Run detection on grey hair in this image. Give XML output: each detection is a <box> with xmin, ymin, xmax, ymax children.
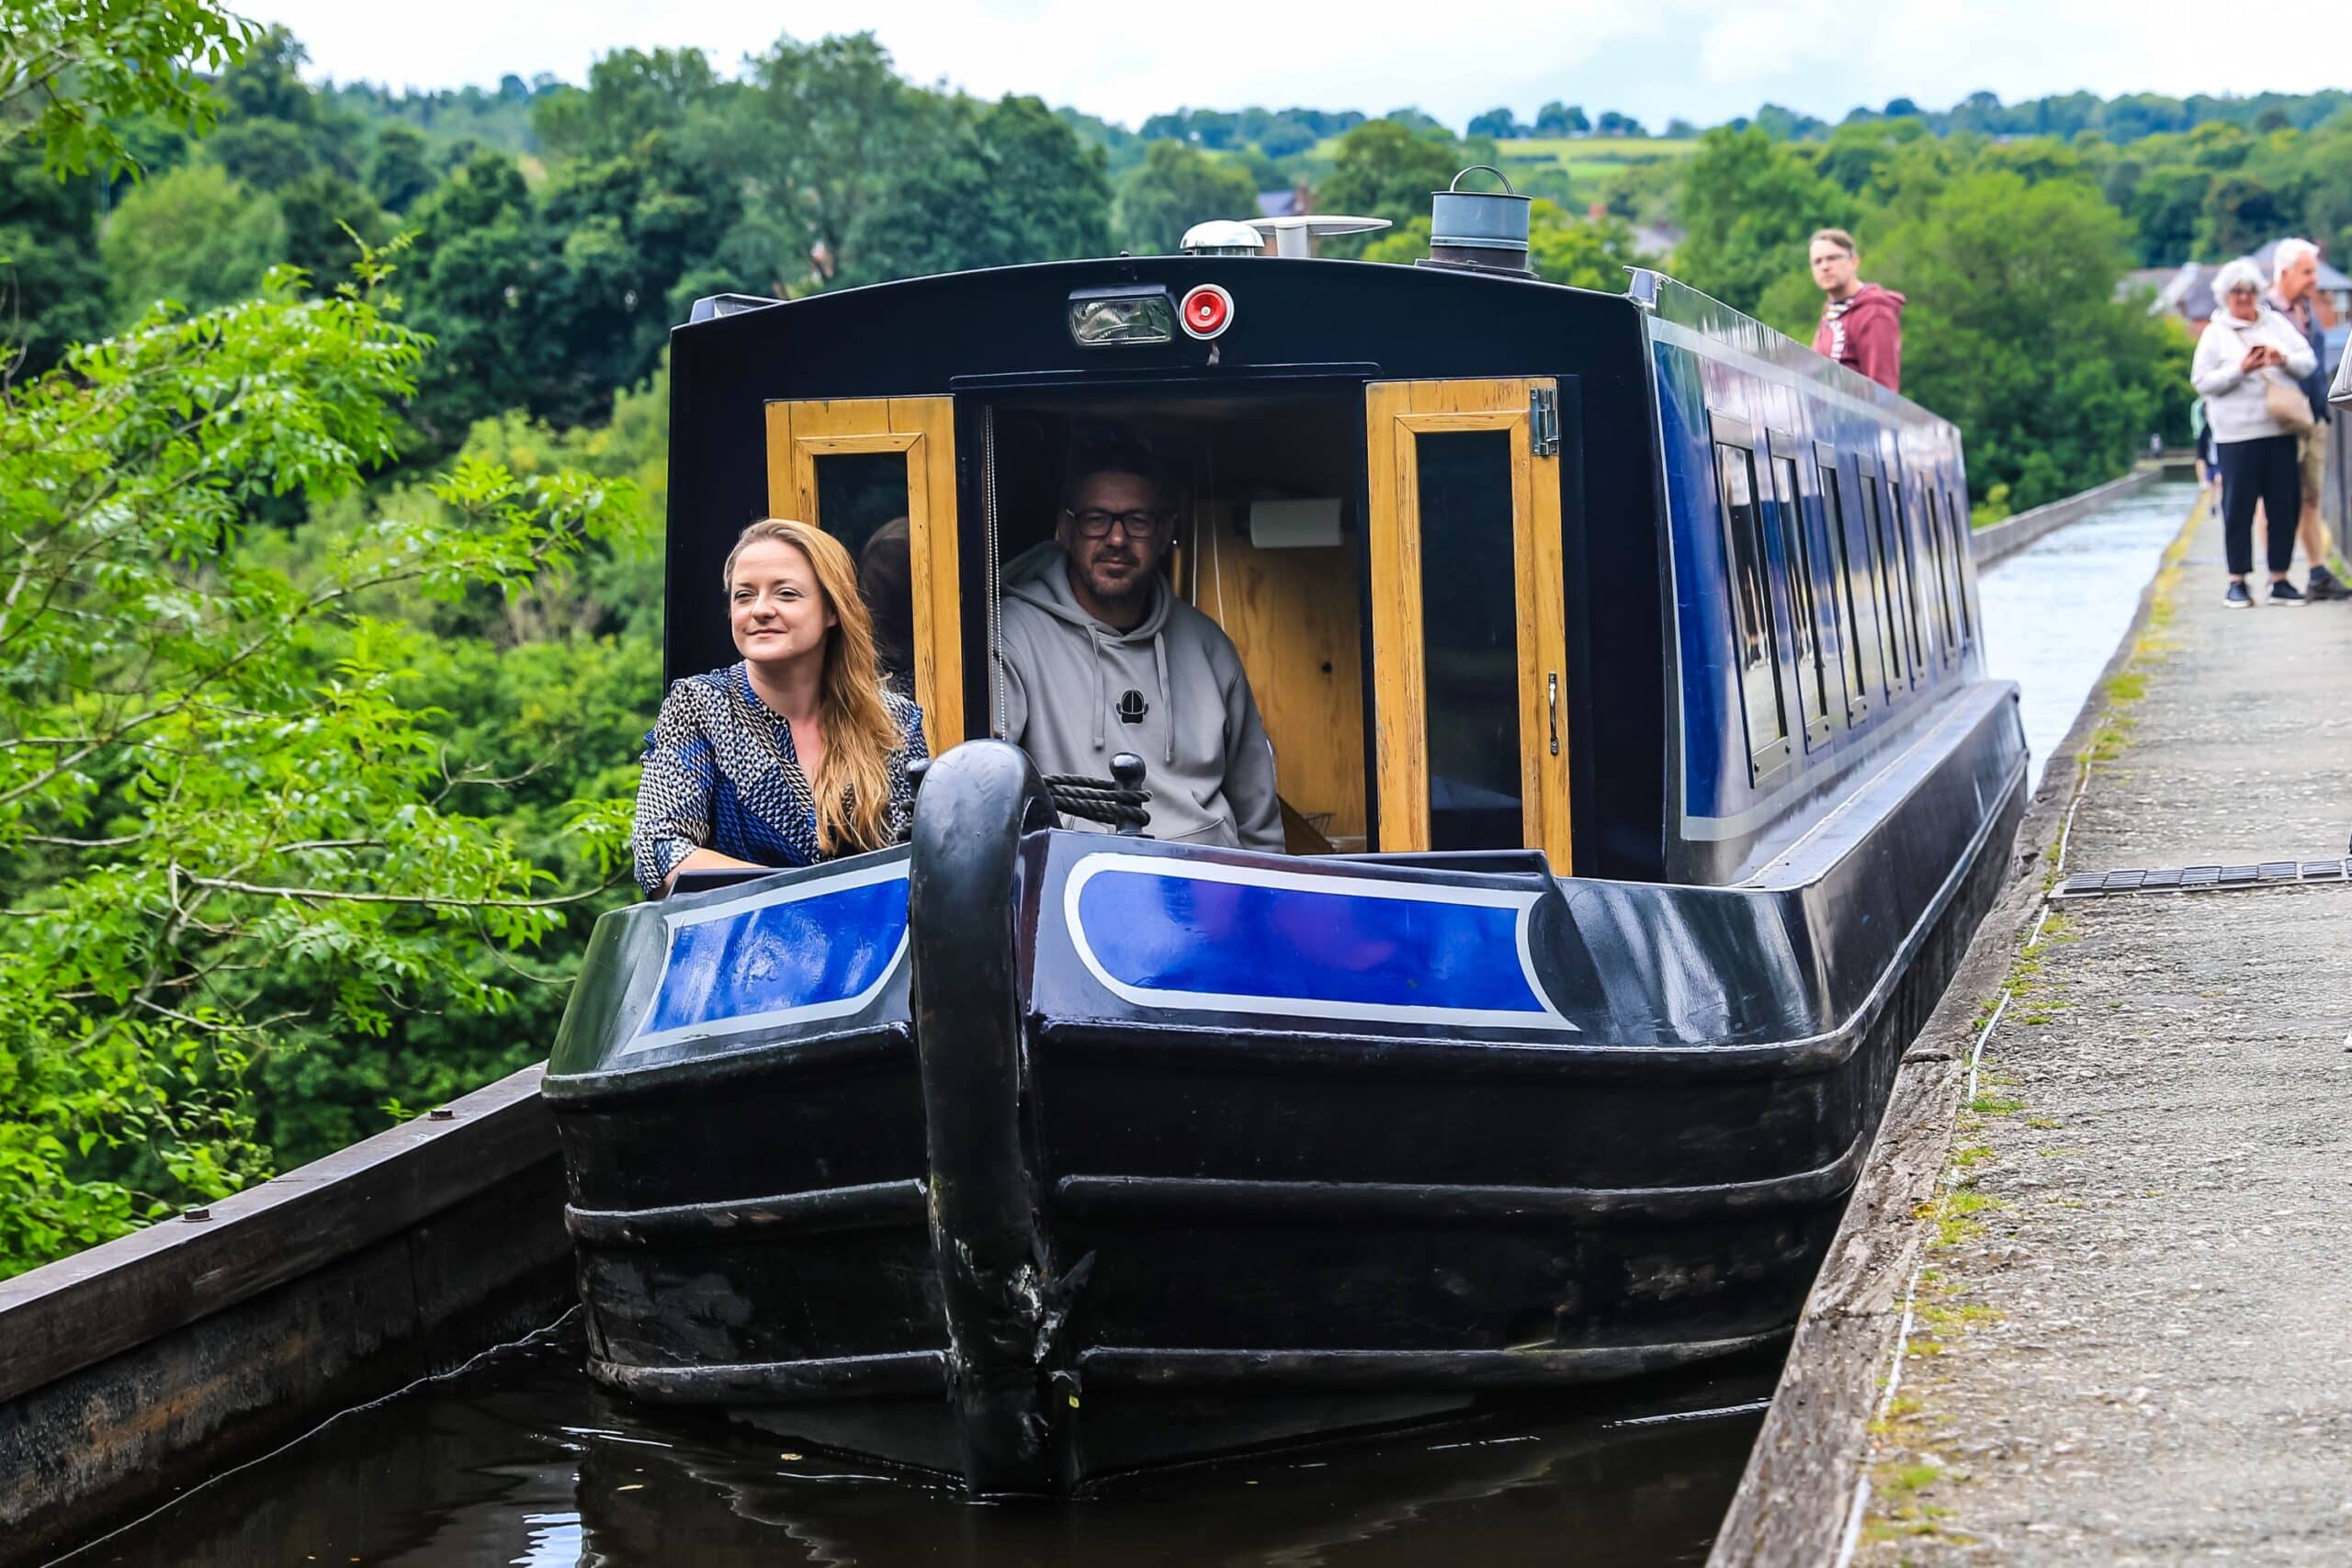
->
<box><xmin>2275</xmin><ymin>237</ymin><xmax>2321</xmax><ymax>282</ymax></box>
<box><xmin>2213</xmin><ymin>256</ymin><xmax>2268</xmax><ymax>302</ymax></box>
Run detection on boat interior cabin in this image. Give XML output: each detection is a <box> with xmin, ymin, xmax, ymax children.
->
<box><xmin>669</xmin><ymin>251</ymin><xmax>1979</xmax><ymax>896</ymax></box>
<box><xmin>755</xmin><ymin>376</ymin><xmax>1577</xmax><ymax>871</ymax></box>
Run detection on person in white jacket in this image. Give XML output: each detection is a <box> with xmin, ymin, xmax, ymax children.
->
<box><xmin>2191</xmin><ymin>256</ymin><xmax>2319</xmax><ymax>606</ymax></box>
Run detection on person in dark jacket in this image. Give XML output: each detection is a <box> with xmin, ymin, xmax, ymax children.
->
<box><xmin>1809</xmin><ymin>229</ymin><xmax>1905</xmax><ymax>392</ymax></box>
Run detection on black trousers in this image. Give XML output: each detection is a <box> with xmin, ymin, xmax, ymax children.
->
<box><xmin>2218</xmin><ymin>434</ymin><xmax>2301</xmax><ymax>576</ymax></box>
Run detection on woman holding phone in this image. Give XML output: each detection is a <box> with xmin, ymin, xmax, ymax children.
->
<box><xmin>632</xmin><ymin>519</ymin><xmax>927</xmax><ymax>895</ymax></box>
<box><xmin>2192</xmin><ymin>256</ymin><xmax>2319</xmax><ymax>608</ymax></box>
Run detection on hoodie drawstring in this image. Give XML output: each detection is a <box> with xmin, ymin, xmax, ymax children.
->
<box><xmin>1088</xmin><ymin>624</ymin><xmax>1108</xmax><ymax>751</ymax></box>
<box><xmin>1152</xmin><ymin>633</ymin><xmax>1172</xmax><ymax>764</ymax></box>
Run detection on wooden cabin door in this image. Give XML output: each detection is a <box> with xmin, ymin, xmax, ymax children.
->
<box><xmin>764</xmin><ymin>397</ymin><xmax>964</xmax><ymax>752</ymax></box>
<box><xmin>1364</xmin><ymin>378</ymin><xmax>1571</xmax><ymax>868</ymax></box>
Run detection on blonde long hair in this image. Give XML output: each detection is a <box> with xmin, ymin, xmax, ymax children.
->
<box><xmin>724</xmin><ymin>519</ymin><xmax>903</xmax><ymax>855</ymax></box>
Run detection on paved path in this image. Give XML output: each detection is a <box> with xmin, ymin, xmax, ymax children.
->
<box><xmin>1860</xmin><ymin>501</ymin><xmax>2352</xmax><ymax>1563</ymax></box>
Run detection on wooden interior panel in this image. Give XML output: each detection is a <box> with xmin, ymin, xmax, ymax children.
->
<box><xmin>1188</xmin><ymin>509</ymin><xmax>1365</xmax><ymax>845</ymax></box>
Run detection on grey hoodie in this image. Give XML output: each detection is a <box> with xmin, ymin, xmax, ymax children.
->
<box><xmin>998</xmin><ymin>543</ymin><xmax>1283</xmax><ymax>852</ymax></box>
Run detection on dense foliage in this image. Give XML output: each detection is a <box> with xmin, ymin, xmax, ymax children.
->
<box><xmin>0</xmin><ymin>253</ymin><xmax>639</xmax><ymax>1269</ymax></box>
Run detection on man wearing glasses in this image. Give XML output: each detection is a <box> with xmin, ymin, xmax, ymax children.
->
<box><xmin>998</xmin><ymin>439</ymin><xmax>1283</xmax><ymax>852</ymax></box>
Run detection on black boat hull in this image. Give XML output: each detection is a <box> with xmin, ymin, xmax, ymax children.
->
<box><xmin>546</xmin><ymin>683</ymin><xmax>2026</xmax><ymax>1494</ymax></box>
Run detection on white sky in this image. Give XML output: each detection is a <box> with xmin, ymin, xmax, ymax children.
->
<box><xmin>247</xmin><ymin>0</ymin><xmax>2352</xmax><ymax>130</ymax></box>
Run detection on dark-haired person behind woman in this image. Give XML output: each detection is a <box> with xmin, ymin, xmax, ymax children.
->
<box><xmin>633</xmin><ymin>519</ymin><xmax>927</xmax><ymax>896</ymax></box>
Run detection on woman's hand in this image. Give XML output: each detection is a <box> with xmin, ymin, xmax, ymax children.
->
<box><xmin>2242</xmin><ymin>344</ymin><xmax>2275</xmax><ymax>373</ymax></box>
<box><xmin>661</xmin><ymin>847</ymin><xmax>772</xmax><ymax>896</ymax></box>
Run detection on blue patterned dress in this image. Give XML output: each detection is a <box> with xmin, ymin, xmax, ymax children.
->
<box><xmin>632</xmin><ymin>662</ymin><xmax>927</xmax><ymax>895</ymax></box>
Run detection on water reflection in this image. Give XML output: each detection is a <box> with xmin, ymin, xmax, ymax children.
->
<box><xmin>1980</xmin><ymin>482</ymin><xmax>2197</xmax><ymax>790</ymax></box>
<box><xmin>63</xmin><ymin>1328</ymin><xmax>1770</xmax><ymax>1567</ymax></box>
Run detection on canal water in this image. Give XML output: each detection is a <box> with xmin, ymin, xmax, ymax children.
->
<box><xmin>44</xmin><ymin>485</ymin><xmax>2196</xmax><ymax>1568</ymax></box>
<box><xmin>1979</xmin><ymin>479</ymin><xmax>2200</xmax><ymax>791</ymax></box>
<box><xmin>56</xmin><ymin>1322</ymin><xmax>1774</xmax><ymax>1566</ymax></box>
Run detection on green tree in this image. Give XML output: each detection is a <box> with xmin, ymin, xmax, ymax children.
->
<box><xmin>722</xmin><ymin>33</ymin><xmax>922</xmax><ymax>284</ymax></box>
<box><xmin>1466</xmin><ymin>107</ymin><xmax>1522</xmax><ymax>141</ymax></box>
<box><xmin>366</xmin><ymin>124</ymin><xmax>436</xmax><ymax>214</ymax></box>
<box><xmin>1875</xmin><ymin>169</ymin><xmax>2175</xmax><ymax>508</ymax></box>
<box><xmin>0</xmin><ymin>143</ymin><xmax>107</xmax><ymax>377</ymax></box>
<box><xmin>842</xmin><ymin>95</ymin><xmax>1110</xmax><ymax>285</ymax></box>
<box><xmin>0</xmin><ymin>257</ymin><xmax>635</xmax><ymax>1275</ymax></box>
<box><xmin>1114</xmin><ymin>140</ymin><xmax>1259</xmax><ymax>254</ymax></box>
<box><xmin>276</xmin><ymin>169</ymin><xmax>391</xmax><ymax>285</ymax></box>
<box><xmin>1670</xmin><ymin>126</ymin><xmax>1856</xmax><ymax>314</ymax></box>
<box><xmin>101</xmin><ymin>162</ymin><xmax>288</xmax><ymax>321</ymax></box>
<box><xmin>216</xmin><ymin>24</ymin><xmax>318</xmax><ymax>126</ymax></box>
<box><xmin>1317</xmin><ymin>118</ymin><xmax>1462</xmax><ymax>232</ymax></box>
<box><xmin>531</xmin><ymin>46</ymin><xmax>719</xmax><ymax>164</ymax></box>
<box><xmin>1</xmin><ymin>0</ymin><xmax>254</xmax><ymax>176</ymax></box>
<box><xmin>207</xmin><ymin>117</ymin><xmax>317</xmax><ymax>191</ymax></box>
<box><xmin>2203</xmin><ymin>173</ymin><xmax>2297</xmax><ymax>255</ymax></box>
<box><xmin>1534</xmin><ymin>102</ymin><xmax>1589</xmax><ymax>137</ymax></box>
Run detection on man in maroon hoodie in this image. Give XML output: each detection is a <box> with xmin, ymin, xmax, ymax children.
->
<box><xmin>1808</xmin><ymin>229</ymin><xmax>1905</xmax><ymax>392</ymax></box>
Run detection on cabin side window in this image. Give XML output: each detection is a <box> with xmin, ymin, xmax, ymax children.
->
<box><xmin>1920</xmin><ymin>484</ymin><xmax>1958</xmax><ymax>662</ymax></box>
<box><xmin>1856</xmin><ymin>471</ymin><xmax>1906</xmax><ymax>695</ymax></box>
<box><xmin>1946</xmin><ymin>486</ymin><xmax>1974</xmax><ymax>648</ymax></box>
<box><xmin>1884</xmin><ymin>479</ymin><xmax>1929</xmax><ymax>683</ymax></box>
<box><xmin>1818</xmin><ymin>458</ymin><xmax>1871</xmax><ymax>723</ymax></box>
<box><xmin>1712</xmin><ymin>434</ymin><xmax>1790</xmax><ymax>781</ymax></box>
<box><xmin>1770</xmin><ymin>452</ymin><xmax>1834</xmax><ymax>749</ymax></box>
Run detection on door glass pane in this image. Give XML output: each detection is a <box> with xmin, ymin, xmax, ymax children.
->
<box><xmin>1716</xmin><ymin>445</ymin><xmax>1787</xmax><ymax>764</ymax></box>
<box><xmin>1416</xmin><ymin>430</ymin><xmax>1522</xmax><ymax>850</ymax></box>
<box><xmin>1776</xmin><ymin>457</ymin><xmax>1831</xmax><ymax>737</ymax></box>
<box><xmin>1821</xmin><ymin>464</ymin><xmax>1870</xmax><ymax>710</ymax></box>
<box><xmin>814</xmin><ymin>452</ymin><xmax>916</xmax><ymax>694</ymax></box>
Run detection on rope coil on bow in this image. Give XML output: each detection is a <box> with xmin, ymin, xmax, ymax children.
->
<box><xmin>1041</xmin><ymin>774</ymin><xmax>1152</xmax><ymax>831</ymax></box>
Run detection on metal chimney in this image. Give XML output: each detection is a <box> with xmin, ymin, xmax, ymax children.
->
<box><xmin>1423</xmin><ymin>165</ymin><xmax>1532</xmax><ymax>276</ymax></box>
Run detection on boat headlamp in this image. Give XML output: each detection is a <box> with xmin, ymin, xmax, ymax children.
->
<box><xmin>1068</xmin><ymin>287</ymin><xmax>1177</xmax><ymax>347</ymax></box>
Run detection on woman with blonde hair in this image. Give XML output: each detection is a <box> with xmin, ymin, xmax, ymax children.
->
<box><xmin>633</xmin><ymin>519</ymin><xmax>927</xmax><ymax>895</ymax></box>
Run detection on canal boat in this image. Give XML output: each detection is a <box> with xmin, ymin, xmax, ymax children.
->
<box><xmin>545</xmin><ymin>179</ymin><xmax>2027</xmax><ymax>1495</ymax></box>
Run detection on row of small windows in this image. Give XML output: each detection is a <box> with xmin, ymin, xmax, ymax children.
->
<box><xmin>1710</xmin><ymin>416</ymin><xmax>1973</xmax><ymax>789</ymax></box>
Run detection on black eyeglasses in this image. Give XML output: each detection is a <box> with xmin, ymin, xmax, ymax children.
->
<box><xmin>1064</xmin><ymin>508</ymin><xmax>1170</xmax><ymax>539</ymax></box>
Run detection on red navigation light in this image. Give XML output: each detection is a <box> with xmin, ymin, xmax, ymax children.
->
<box><xmin>1179</xmin><ymin>283</ymin><xmax>1234</xmax><ymax>341</ymax></box>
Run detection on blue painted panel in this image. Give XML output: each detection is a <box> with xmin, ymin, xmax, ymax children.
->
<box><xmin>639</xmin><ymin>873</ymin><xmax>907</xmax><ymax>1039</ymax></box>
<box><xmin>1073</xmin><ymin>863</ymin><xmax>1550</xmax><ymax>1018</ymax></box>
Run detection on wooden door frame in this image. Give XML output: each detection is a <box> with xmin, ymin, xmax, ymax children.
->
<box><xmin>763</xmin><ymin>397</ymin><xmax>964</xmax><ymax>752</ymax></box>
<box><xmin>1364</xmin><ymin>378</ymin><xmax>1571</xmax><ymax>868</ymax></box>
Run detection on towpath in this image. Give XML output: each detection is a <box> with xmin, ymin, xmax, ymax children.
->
<box><xmin>1860</xmin><ymin>498</ymin><xmax>2352</xmax><ymax>1562</ymax></box>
